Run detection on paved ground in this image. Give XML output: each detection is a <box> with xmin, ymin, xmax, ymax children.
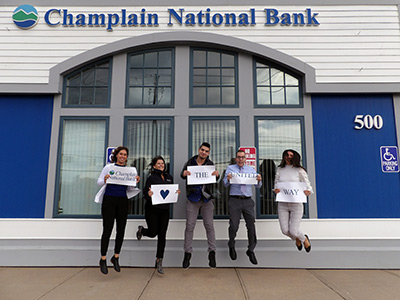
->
<box><xmin>2</xmin><ymin>267</ymin><xmax>400</xmax><ymax>300</ymax></box>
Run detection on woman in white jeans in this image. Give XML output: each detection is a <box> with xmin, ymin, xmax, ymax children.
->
<box><xmin>273</xmin><ymin>149</ymin><xmax>313</xmax><ymax>252</ymax></box>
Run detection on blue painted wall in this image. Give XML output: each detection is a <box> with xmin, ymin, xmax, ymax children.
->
<box><xmin>0</xmin><ymin>95</ymin><xmax>53</xmax><ymax>218</ymax></box>
<box><xmin>312</xmin><ymin>94</ymin><xmax>400</xmax><ymax>218</ymax></box>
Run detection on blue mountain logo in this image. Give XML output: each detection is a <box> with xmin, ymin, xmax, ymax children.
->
<box><xmin>13</xmin><ymin>5</ymin><xmax>39</xmax><ymax>29</ymax></box>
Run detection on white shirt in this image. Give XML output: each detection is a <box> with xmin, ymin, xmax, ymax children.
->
<box><xmin>274</xmin><ymin>165</ymin><xmax>313</xmax><ymax>193</ymax></box>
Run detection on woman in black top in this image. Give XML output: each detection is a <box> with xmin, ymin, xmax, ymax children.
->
<box><xmin>136</xmin><ymin>156</ymin><xmax>180</xmax><ymax>274</ymax></box>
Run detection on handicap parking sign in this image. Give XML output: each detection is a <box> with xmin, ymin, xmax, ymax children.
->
<box><xmin>380</xmin><ymin>146</ymin><xmax>399</xmax><ymax>173</ymax></box>
<box><xmin>106</xmin><ymin>147</ymin><xmax>116</xmax><ymax>164</ymax></box>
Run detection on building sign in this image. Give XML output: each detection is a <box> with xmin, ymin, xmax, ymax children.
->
<box><xmin>13</xmin><ymin>5</ymin><xmax>320</xmax><ymax>31</ymax></box>
<box><xmin>239</xmin><ymin>146</ymin><xmax>257</xmax><ymax>170</ymax></box>
<box><xmin>380</xmin><ymin>146</ymin><xmax>399</xmax><ymax>173</ymax></box>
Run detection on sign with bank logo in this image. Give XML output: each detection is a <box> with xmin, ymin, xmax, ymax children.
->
<box><xmin>380</xmin><ymin>146</ymin><xmax>399</xmax><ymax>173</ymax></box>
<box><xmin>11</xmin><ymin>5</ymin><xmax>320</xmax><ymax>31</ymax></box>
<box><xmin>106</xmin><ymin>166</ymin><xmax>137</xmax><ymax>186</ymax></box>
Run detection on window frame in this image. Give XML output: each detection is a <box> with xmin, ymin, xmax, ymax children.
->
<box><xmin>123</xmin><ymin>116</ymin><xmax>175</xmax><ymax>218</ymax></box>
<box><xmin>253</xmin><ymin>58</ymin><xmax>303</xmax><ymax>108</ymax></box>
<box><xmin>190</xmin><ymin>48</ymin><xmax>239</xmax><ymax>108</ymax></box>
<box><xmin>62</xmin><ymin>58</ymin><xmax>112</xmax><ymax>108</ymax></box>
<box><xmin>53</xmin><ymin>116</ymin><xmax>109</xmax><ymax>218</ymax></box>
<box><xmin>188</xmin><ymin>116</ymin><xmax>240</xmax><ymax>218</ymax></box>
<box><xmin>254</xmin><ymin>116</ymin><xmax>308</xmax><ymax>219</ymax></box>
<box><xmin>125</xmin><ymin>48</ymin><xmax>175</xmax><ymax>108</ymax></box>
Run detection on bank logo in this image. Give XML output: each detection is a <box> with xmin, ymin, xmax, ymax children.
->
<box><xmin>13</xmin><ymin>4</ymin><xmax>39</xmax><ymax>29</ymax></box>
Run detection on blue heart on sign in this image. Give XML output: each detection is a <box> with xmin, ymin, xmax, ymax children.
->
<box><xmin>160</xmin><ymin>190</ymin><xmax>170</xmax><ymax>199</ymax></box>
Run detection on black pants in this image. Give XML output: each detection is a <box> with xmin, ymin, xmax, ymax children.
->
<box><xmin>100</xmin><ymin>195</ymin><xmax>128</xmax><ymax>256</ymax></box>
<box><xmin>142</xmin><ymin>205</ymin><xmax>170</xmax><ymax>258</ymax></box>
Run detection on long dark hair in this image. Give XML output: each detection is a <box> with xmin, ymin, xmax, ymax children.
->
<box><xmin>111</xmin><ymin>146</ymin><xmax>129</xmax><ymax>165</ymax></box>
<box><xmin>148</xmin><ymin>155</ymin><xmax>166</xmax><ymax>173</ymax></box>
<box><xmin>278</xmin><ymin>149</ymin><xmax>305</xmax><ymax>170</ymax></box>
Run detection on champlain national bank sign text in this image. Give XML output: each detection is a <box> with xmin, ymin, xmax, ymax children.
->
<box><xmin>40</xmin><ymin>8</ymin><xmax>320</xmax><ymax>31</ymax></box>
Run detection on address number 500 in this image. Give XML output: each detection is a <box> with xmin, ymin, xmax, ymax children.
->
<box><xmin>354</xmin><ymin>115</ymin><xmax>383</xmax><ymax>130</ymax></box>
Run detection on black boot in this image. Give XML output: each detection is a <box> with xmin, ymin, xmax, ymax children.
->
<box><xmin>182</xmin><ymin>252</ymin><xmax>191</xmax><ymax>269</ymax></box>
<box><xmin>208</xmin><ymin>251</ymin><xmax>216</xmax><ymax>268</ymax></box>
<box><xmin>110</xmin><ymin>255</ymin><xmax>120</xmax><ymax>272</ymax></box>
<box><xmin>136</xmin><ymin>225</ymin><xmax>144</xmax><ymax>241</ymax></box>
<box><xmin>156</xmin><ymin>258</ymin><xmax>164</xmax><ymax>274</ymax></box>
<box><xmin>99</xmin><ymin>258</ymin><xmax>108</xmax><ymax>274</ymax></box>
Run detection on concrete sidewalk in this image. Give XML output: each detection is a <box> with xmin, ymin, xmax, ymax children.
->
<box><xmin>2</xmin><ymin>267</ymin><xmax>400</xmax><ymax>300</ymax></box>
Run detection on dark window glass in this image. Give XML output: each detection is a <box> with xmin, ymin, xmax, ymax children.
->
<box><xmin>255</xmin><ymin>61</ymin><xmax>301</xmax><ymax>106</ymax></box>
<box><xmin>127</xmin><ymin>49</ymin><xmax>174</xmax><ymax>107</ymax></box>
<box><xmin>191</xmin><ymin>49</ymin><xmax>237</xmax><ymax>107</ymax></box>
<box><xmin>63</xmin><ymin>59</ymin><xmax>111</xmax><ymax>107</ymax></box>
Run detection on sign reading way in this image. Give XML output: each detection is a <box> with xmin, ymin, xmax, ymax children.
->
<box><xmin>275</xmin><ymin>182</ymin><xmax>308</xmax><ymax>203</ymax></box>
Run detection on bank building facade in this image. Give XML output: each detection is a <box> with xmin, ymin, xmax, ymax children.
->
<box><xmin>1</xmin><ymin>0</ymin><xmax>400</xmax><ymax>268</ymax></box>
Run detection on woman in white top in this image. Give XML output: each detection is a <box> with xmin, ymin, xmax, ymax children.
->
<box><xmin>273</xmin><ymin>149</ymin><xmax>313</xmax><ymax>252</ymax></box>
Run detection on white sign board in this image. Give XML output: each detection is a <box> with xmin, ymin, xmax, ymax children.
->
<box><xmin>106</xmin><ymin>166</ymin><xmax>137</xmax><ymax>186</ymax></box>
<box><xmin>229</xmin><ymin>172</ymin><xmax>258</xmax><ymax>185</ymax></box>
<box><xmin>151</xmin><ymin>184</ymin><xmax>179</xmax><ymax>205</ymax></box>
<box><xmin>187</xmin><ymin>165</ymin><xmax>216</xmax><ymax>185</ymax></box>
<box><xmin>275</xmin><ymin>182</ymin><xmax>308</xmax><ymax>203</ymax></box>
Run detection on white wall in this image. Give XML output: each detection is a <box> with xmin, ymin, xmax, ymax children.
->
<box><xmin>1</xmin><ymin>5</ymin><xmax>399</xmax><ymax>84</ymax></box>
<box><xmin>2</xmin><ymin>219</ymin><xmax>400</xmax><ymax>268</ymax></box>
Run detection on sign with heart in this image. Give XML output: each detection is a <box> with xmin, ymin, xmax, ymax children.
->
<box><xmin>151</xmin><ymin>184</ymin><xmax>179</xmax><ymax>205</ymax></box>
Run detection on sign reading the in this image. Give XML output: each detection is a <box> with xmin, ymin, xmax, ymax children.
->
<box><xmin>187</xmin><ymin>165</ymin><xmax>216</xmax><ymax>185</ymax></box>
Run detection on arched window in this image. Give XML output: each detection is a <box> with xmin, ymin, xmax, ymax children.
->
<box><xmin>63</xmin><ymin>59</ymin><xmax>112</xmax><ymax>107</ymax></box>
<box><xmin>254</xmin><ymin>60</ymin><xmax>302</xmax><ymax>107</ymax></box>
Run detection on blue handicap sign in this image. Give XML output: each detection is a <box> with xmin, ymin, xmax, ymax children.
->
<box><xmin>380</xmin><ymin>146</ymin><xmax>399</xmax><ymax>173</ymax></box>
<box><xmin>106</xmin><ymin>147</ymin><xmax>116</xmax><ymax>164</ymax></box>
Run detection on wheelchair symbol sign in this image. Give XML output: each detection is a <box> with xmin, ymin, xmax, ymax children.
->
<box><xmin>106</xmin><ymin>147</ymin><xmax>116</xmax><ymax>164</ymax></box>
<box><xmin>380</xmin><ymin>146</ymin><xmax>399</xmax><ymax>173</ymax></box>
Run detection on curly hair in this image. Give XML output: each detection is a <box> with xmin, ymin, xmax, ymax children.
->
<box><xmin>111</xmin><ymin>146</ymin><xmax>129</xmax><ymax>165</ymax></box>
